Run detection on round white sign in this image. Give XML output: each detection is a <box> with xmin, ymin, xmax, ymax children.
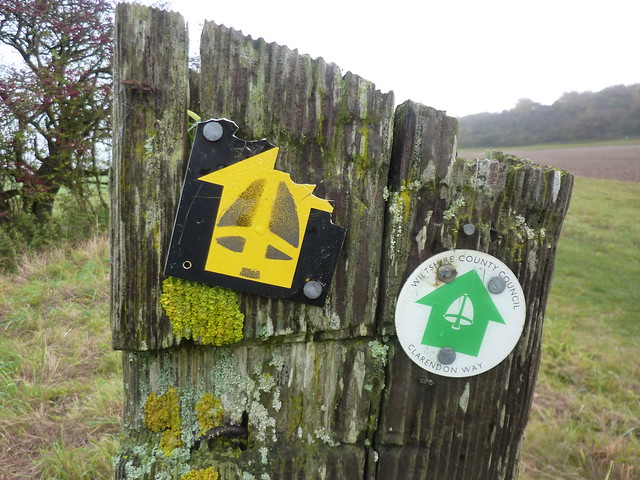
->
<box><xmin>395</xmin><ymin>250</ymin><xmax>526</xmax><ymax>377</ymax></box>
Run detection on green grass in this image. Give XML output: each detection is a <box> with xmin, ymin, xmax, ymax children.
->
<box><xmin>0</xmin><ymin>235</ymin><xmax>122</xmax><ymax>479</ymax></box>
<box><xmin>0</xmin><ymin>176</ymin><xmax>637</xmax><ymax>479</ymax></box>
<box><xmin>0</xmin><ymin>188</ymin><xmax>109</xmax><ymax>272</ymax></box>
<box><xmin>520</xmin><ymin>177</ymin><xmax>640</xmax><ymax>480</ymax></box>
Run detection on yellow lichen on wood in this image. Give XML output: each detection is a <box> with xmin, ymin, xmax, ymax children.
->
<box><xmin>144</xmin><ymin>387</ymin><xmax>182</xmax><ymax>456</ymax></box>
<box><xmin>160</xmin><ymin>277</ymin><xmax>244</xmax><ymax>346</ymax></box>
<box><xmin>195</xmin><ymin>393</ymin><xmax>225</xmax><ymax>435</ymax></box>
<box><xmin>181</xmin><ymin>467</ymin><xmax>219</xmax><ymax>480</ymax></box>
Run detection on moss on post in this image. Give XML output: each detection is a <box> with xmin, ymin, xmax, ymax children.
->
<box><xmin>110</xmin><ymin>3</ymin><xmax>189</xmax><ymax>351</ymax></box>
<box><xmin>144</xmin><ymin>387</ymin><xmax>183</xmax><ymax>456</ymax></box>
<box><xmin>160</xmin><ymin>278</ymin><xmax>244</xmax><ymax>346</ymax></box>
<box><xmin>374</xmin><ymin>102</ymin><xmax>573</xmax><ymax>479</ymax></box>
<box><xmin>181</xmin><ymin>468</ymin><xmax>219</xmax><ymax>480</ymax></box>
<box><xmin>112</xmin><ymin>7</ymin><xmax>572</xmax><ymax>479</ymax></box>
<box><xmin>195</xmin><ymin>393</ymin><xmax>225</xmax><ymax>435</ymax></box>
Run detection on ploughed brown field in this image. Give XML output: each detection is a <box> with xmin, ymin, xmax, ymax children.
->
<box><xmin>459</xmin><ymin>144</ymin><xmax>640</xmax><ymax>183</ymax></box>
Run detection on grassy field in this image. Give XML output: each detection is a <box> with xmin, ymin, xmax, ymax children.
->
<box><xmin>0</xmin><ymin>175</ymin><xmax>638</xmax><ymax>479</ymax></box>
<box><xmin>458</xmin><ymin>137</ymin><xmax>640</xmax><ymax>152</ymax></box>
<box><xmin>458</xmin><ymin>141</ymin><xmax>640</xmax><ymax>183</ymax></box>
<box><xmin>519</xmin><ymin>177</ymin><xmax>640</xmax><ymax>480</ymax></box>
<box><xmin>0</xmin><ymin>236</ymin><xmax>121</xmax><ymax>479</ymax></box>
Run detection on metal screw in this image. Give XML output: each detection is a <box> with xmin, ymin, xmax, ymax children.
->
<box><xmin>488</xmin><ymin>276</ymin><xmax>506</xmax><ymax>294</ymax></box>
<box><xmin>303</xmin><ymin>280</ymin><xmax>323</xmax><ymax>299</ymax></box>
<box><xmin>438</xmin><ymin>347</ymin><xmax>456</xmax><ymax>365</ymax></box>
<box><xmin>437</xmin><ymin>264</ymin><xmax>457</xmax><ymax>283</ymax></box>
<box><xmin>203</xmin><ymin>121</ymin><xmax>223</xmax><ymax>141</ymax></box>
<box><xmin>462</xmin><ymin>223</ymin><xmax>476</xmax><ymax>235</ymax></box>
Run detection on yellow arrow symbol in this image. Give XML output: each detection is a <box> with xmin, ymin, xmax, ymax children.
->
<box><xmin>198</xmin><ymin>148</ymin><xmax>333</xmax><ymax>289</ymax></box>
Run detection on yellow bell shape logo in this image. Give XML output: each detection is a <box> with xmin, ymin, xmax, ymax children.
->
<box><xmin>198</xmin><ymin>147</ymin><xmax>333</xmax><ymax>289</ymax></box>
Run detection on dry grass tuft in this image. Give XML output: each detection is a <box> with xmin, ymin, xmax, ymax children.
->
<box><xmin>0</xmin><ymin>233</ymin><xmax>122</xmax><ymax>480</ymax></box>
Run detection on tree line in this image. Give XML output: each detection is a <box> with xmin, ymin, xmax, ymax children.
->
<box><xmin>0</xmin><ymin>0</ymin><xmax>112</xmax><ymax>267</ymax></box>
<box><xmin>458</xmin><ymin>84</ymin><xmax>640</xmax><ymax>148</ymax></box>
<box><xmin>0</xmin><ymin>0</ymin><xmax>637</xmax><ymax>266</ymax></box>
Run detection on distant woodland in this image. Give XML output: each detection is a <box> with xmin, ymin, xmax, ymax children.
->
<box><xmin>458</xmin><ymin>84</ymin><xmax>640</xmax><ymax>148</ymax></box>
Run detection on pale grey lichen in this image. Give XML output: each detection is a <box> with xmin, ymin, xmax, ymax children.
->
<box><xmin>443</xmin><ymin>198</ymin><xmax>466</xmax><ymax>221</ymax></box>
<box><xmin>268</xmin><ymin>350</ymin><xmax>285</xmax><ymax>370</ymax></box>
<box><xmin>515</xmin><ymin>214</ymin><xmax>536</xmax><ymax>241</ymax></box>
<box><xmin>259</xmin><ymin>446</ymin><xmax>269</xmax><ymax>465</ymax></box>
<box><xmin>368</xmin><ymin>340</ymin><xmax>389</xmax><ymax>366</ymax></box>
<box><xmin>551</xmin><ymin>170</ymin><xmax>562</xmax><ymax>202</ymax></box>
<box><xmin>207</xmin><ymin>349</ymin><xmax>279</xmax><ymax>444</ymax></box>
<box><xmin>271</xmin><ymin>392</ymin><xmax>282</xmax><ymax>412</ymax></box>
<box><xmin>258</xmin><ymin>373</ymin><xmax>276</xmax><ymax>393</ymax></box>
<box><xmin>144</xmin><ymin>135</ymin><xmax>155</xmax><ymax>156</ymax></box>
<box><xmin>250</xmin><ymin>402</ymin><xmax>277</xmax><ymax>443</ymax></box>
<box><xmin>328</xmin><ymin>311</ymin><xmax>340</xmax><ymax>329</ymax></box>
<box><xmin>383</xmin><ymin>181</ymin><xmax>422</xmax><ymax>260</ymax></box>
<box><xmin>314</xmin><ymin>427</ymin><xmax>341</xmax><ymax>447</ymax></box>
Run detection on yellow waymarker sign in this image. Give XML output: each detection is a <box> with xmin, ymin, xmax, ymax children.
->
<box><xmin>198</xmin><ymin>147</ymin><xmax>333</xmax><ymax>288</ymax></box>
<box><xmin>165</xmin><ymin>119</ymin><xmax>346</xmax><ymax>305</ymax></box>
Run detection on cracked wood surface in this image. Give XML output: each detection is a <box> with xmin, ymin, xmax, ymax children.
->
<box><xmin>111</xmin><ymin>5</ymin><xmax>573</xmax><ymax>479</ymax></box>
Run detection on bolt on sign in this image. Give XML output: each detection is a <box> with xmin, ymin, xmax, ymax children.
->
<box><xmin>165</xmin><ymin>119</ymin><xmax>347</xmax><ymax>306</ymax></box>
<box><xmin>395</xmin><ymin>250</ymin><xmax>526</xmax><ymax>377</ymax></box>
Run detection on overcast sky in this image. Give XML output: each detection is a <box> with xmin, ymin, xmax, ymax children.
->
<box><xmin>160</xmin><ymin>0</ymin><xmax>637</xmax><ymax>118</ymax></box>
<box><xmin>4</xmin><ymin>0</ymin><xmax>633</xmax><ymax>118</ymax></box>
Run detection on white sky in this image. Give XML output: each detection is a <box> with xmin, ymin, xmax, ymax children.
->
<box><xmin>1</xmin><ymin>0</ymin><xmax>635</xmax><ymax>118</ymax></box>
<box><xmin>162</xmin><ymin>0</ymin><xmax>638</xmax><ymax>117</ymax></box>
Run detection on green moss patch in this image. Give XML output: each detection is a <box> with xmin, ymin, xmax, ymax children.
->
<box><xmin>195</xmin><ymin>393</ymin><xmax>225</xmax><ymax>435</ymax></box>
<box><xmin>144</xmin><ymin>387</ymin><xmax>182</xmax><ymax>456</ymax></box>
<box><xmin>181</xmin><ymin>467</ymin><xmax>219</xmax><ymax>480</ymax></box>
<box><xmin>160</xmin><ymin>277</ymin><xmax>244</xmax><ymax>346</ymax></box>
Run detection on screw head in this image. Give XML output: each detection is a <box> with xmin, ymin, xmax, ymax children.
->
<box><xmin>438</xmin><ymin>347</ymin><xmax>456</xmax><ymax>365</ymax></box>
<box><xmin>488</xmin><ymin>276</ymin><xmax>507</xmax><ymax>294</ymax></box>
<box><xmin>462</xmin><ymin>223</ymin><xmax>476</xmax><ymax>235</ymax></box>
<box><xmin>203</xmin><ymin>121</ymin><xmax>223</xmax><ymax>141</ymax></box>
<box><xmin>303</xmin><ymin>280</ymin><xmax>323</xmax><ymax>299</ymax></box>
<box><xmin>437</xmin><ymin>264</ymin><xmax>457</xmax><ymax>283</ymax></box>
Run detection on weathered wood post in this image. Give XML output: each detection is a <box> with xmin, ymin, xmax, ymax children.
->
<box><xmin>110</xmin><ymin>5</ymin><xmax>573</xmax><ymax>479</ymax></box>
<box><xmin>374</xmin><ymin>105</ymin><xmax>574</xmax><ymax>478</ymax></box>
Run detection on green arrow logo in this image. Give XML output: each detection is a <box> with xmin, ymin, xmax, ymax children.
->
<box><xmin>417</xmin><ymin>270</ymin><xmax>505</xmax><ymax>357</ymax></box>
<box><xmin>445</xmin><ymin>294</ymin><xmax>473</xmax><ymax>330</ymax></box>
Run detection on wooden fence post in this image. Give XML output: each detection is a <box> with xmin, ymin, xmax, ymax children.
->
<box><xmin>110</xmin><ymin>5</ymin><xmax>573</xmax><ymax>479</ymax></box>
<box><xmin>110</xmin><ymin>4</ymin><xmax>188</xmax><ymax>352</ymax></box>
<box><xmin>374</xmin><ymin>102</ymin><xmax>574</xmax><ymax>478</ymax></box>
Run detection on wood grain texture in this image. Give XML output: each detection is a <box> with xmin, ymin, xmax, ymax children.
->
<box><xmin>113</xmin><ymin>14</ymin><xmax>392</xmax><ymax>479</ymax></box>
<box><xmin>117</xmin><ymin>340</ymin><xmax>383</xmax><ymax>479</ymax></box>
<box><xmin>372</xmin><ymin>101</ymin><xmax>574</xmax><ymax>479</ymax></box>
<box><xmin>199</xmin><ymin>22</ymin><xmax>395</xmax><ymax>341</ymax></box>
<box><xmin>111</xmin><ymin>7</ymin><xmax>574</xmax><ymax>479</ymax></box>
<box><xmin>110</xmin><ymin>4</ymin><xmax>188</xmax><ymax>351</ymax></box>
